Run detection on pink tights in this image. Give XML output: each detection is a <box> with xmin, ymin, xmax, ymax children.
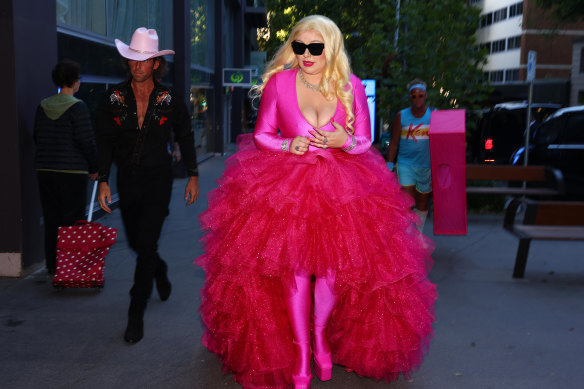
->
<box><xmin>284</xmin><ymin>272</ymin><xmax>337</xmax><ymax>378</ymax></box>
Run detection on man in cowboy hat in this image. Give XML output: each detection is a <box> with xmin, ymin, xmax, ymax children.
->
<box><xmin>96</xmin><ymin>27</ymin><xmax>199</xmax><ymax>344</ymax></box>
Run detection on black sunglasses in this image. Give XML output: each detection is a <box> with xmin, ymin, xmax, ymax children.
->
<box><xmin>291</xmin><ymin>41</ymin><xmax>325</xmax><ymax>56</ymax></box>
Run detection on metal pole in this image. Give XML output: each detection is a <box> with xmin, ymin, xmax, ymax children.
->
<box><xmin>522</xmin><ymin>79</ymin><xmax>533</xmax><ymax>194</ymax></box>
<box><xmin>524</xmin><ymin>80</ymin><xmax>533</xmax><ymax>167</ymax></box>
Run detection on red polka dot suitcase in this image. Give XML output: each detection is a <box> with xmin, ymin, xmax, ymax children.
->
<box><xmin>53</xmin><ymin>182</ymin><xmax>118</xmax><ymax>288</ymax></box>
<box><xmin>53</xmin><ymin>221</ymin><xmax>117</xmax><ymax>288</ymax></box>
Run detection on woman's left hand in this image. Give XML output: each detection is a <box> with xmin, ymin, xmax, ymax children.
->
<box><xmin>309</xmin><ymin>119</ymin><xmax>348</xmax><ymax>149</ymax></box>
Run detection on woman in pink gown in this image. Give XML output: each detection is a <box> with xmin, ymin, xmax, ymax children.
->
<box><xmin>196</xmin><ymin>15</ymin><xmax>436</xmax><ymax>389</ymax></box>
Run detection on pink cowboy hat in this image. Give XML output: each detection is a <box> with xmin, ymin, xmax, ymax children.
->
<box><xmin>115</xmin><ymin>27</ymin><xmax>175</xmax><ymax>61</ymax></box>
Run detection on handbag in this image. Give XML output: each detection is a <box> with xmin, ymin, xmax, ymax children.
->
<box><xmin>53</xmin><ymin>181</ymin><xmax>118</xmax><ymax>288</ymax></box>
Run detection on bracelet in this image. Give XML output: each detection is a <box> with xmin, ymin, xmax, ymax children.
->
<box><xmin>341</xmin><ymin>134</ymin><xmax>356</xmax><ymax>152</ymax></box>
<box><xmin>281</xmin><ymin>139</ymin><xmax>290</xmax><ymax>152</ymax></box>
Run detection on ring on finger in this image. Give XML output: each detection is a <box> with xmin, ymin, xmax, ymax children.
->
<box><xmin>322</xmin><ymin>136</ymin><xmax>328</xmax><ymax>144</ymax></box>
<box><xmin>295</xmin><ymin>146</ymin><xmax>300</xmax><ymax>151</ymax></box>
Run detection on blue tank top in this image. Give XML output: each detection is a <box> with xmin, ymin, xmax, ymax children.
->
<box><xmin>397</xmin><ymin>107</ymin><xmax>431</xmax><ymax>168</ymax></box>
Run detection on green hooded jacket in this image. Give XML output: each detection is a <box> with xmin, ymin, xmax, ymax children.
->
<box><xmin>39</xmin><ymin>94</ymin><xmax>81</xmax><ymax>120</ymax></box>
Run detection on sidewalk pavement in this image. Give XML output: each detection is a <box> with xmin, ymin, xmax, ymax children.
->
<box><xmin>2</xmin><ymin>154</ymin><xmax>584</xmax><ymax>389</ymax></box>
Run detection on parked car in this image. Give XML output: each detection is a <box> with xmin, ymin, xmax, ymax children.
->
<box><xmin>510</xmin><ymin>106</ymin><xmax>584</xmax><ymax>198</ymax></box>
<box><xmin>473</xmin><ymin>102</ymin><xmax>561</xmax><ymax>164</ymax></box>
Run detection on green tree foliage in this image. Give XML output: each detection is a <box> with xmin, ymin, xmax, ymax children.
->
<box><xmin>260</xmin><ymin>0</ymin><xmax>491</xmax><ymax>128</ymax></box>
<box><xmin>535</xmin><ymin>0</ymin><xmax>584</xmax><ymax>23</ymax></box>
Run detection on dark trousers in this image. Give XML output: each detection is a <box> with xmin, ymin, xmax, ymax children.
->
<box><xmin>37</xmin><ymin>171</ymin><xmax>88</xmax><ymax>272</ymax></box>
<box><xmin>117</xmin><ymin>166</ymin><xmax>173</xmax><ymax>302</ymax></box>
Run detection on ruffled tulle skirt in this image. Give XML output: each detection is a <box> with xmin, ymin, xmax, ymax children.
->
<box><xmin>196</xmin><ymin>134</ymin><xmax>436</xmax><ymax>388</ymax></box>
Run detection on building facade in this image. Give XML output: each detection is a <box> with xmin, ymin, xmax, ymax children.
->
<box><xmin>0</xmin><ymin>0</ymin><xmax>266</xmax><ymax>277</ymax></box>
<box><xmin>571</xmin><ymin>38</ymin><xmax>584</xmax><ymax>105</ymax></box>
<box><xmin>472</xmin><ymin>0</ymin><xmax>584</xmax><ymax>105</ymax></box>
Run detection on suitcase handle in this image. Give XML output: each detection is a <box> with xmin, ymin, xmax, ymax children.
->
<box><xmin>73</xmin><ymin>220</ymin><xmax>100</xmax><ymax>226</ymax></box>
<box><xmin>88</xmin><ymin>180</ymin><xmax>98</xmax><ymax>222</ymax></box>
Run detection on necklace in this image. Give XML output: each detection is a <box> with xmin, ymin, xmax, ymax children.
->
<box><xmin>299</xmin><ymin>71</ymin><xmax>320</xmax><ymax>91</ymax></box>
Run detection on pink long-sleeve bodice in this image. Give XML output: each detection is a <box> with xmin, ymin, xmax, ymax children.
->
<box><xmin>253</xmin><ymin>69</ymin><xmax>371</xmax><ymax>154</ymax></box>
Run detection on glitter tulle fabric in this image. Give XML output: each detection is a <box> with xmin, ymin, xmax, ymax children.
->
<box><xmin>196</xmin><ymin>134</ymin><xmax>437</xmax><ymax>388</ymax></box>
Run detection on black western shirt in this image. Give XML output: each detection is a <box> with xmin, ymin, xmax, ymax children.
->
<box><xmin>96</xmin><ymin>78</ymin><xmax>198</xmax><ymax>182</ymax></box>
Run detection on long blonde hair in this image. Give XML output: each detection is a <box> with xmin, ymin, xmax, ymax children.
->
<box><xmin>252</xmin><ymin>15</ymin><xmax>355</xmax><ymax>133</ymax></box>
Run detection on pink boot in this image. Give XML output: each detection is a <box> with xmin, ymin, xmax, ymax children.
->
<box><xmin>291</xmin><ymin>340</ymin><xmax>312</xmax><ymax>388</ymax></box>
<box><xmin>312</xmin><ymin>274</ymin><xmax>338</xmax><ymax>381</ymax></box>
<box><xmin>285</xmin><ymin>274</ymin><xmax>312</xmax><ymax>388</ymax></box>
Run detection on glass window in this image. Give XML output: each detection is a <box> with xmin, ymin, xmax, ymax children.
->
<box><xmin>509</xmin><ymin>2</ymin><xmax>523</xmax><ymax>18</ymax></box>
<box><xmin>563</xmin><ymin>114</ymin><xmax>584</xmax><ymax>143</ymax></box>
<box><xmin>57</xmin><ymin>0</ymin><xmax>174</xmax><ymax>49</ymax></box>
<box><xmin>507</xmin><ymin>35</ymin><xmax>521</xmax><ymax>50</ymax></box>
<box><xmin>191</xmin><ymin>0</ymin><xmax>215</xmax><ymax>68</ymax></box>
<box><xmin>223</xmin><ymin>0</ymin><xmax>234</xmax><ymax>67</ymax></box>
<box><xmin>536</xmin><ymin>117</ymin><xmax>564</xmax><ymax>145</ymax></box>
<box><xmin>493</xmin><ymin>8</ymin><xmax>507</xmax><ymax>23</ymax></box>
<box><xmin>578</xmin><ymin>90</ymin><xmax>584</xmax><ymax>105</ymax></box>
<box><xmin>75</xmin><ymin>82</ymin><xmax>119</xmax><ymax>199</ymax></box>
<box><xmin>480</xmin><ymin>13</ymin><xmax>493</xmax><ymax>28</ymax></box>
<box><xmin>77</xmin><ymin>82</ymin><xmax>107</xmax><ymax>123</ymax></box>
<box><xmin>491</xmin><ymin>39</ymin><xmax>506</xmax><ymax>53</ymax></box>
<box><xmin>107</xmin><ymin>0</ymin><xmax>174</xmax><ymax>50</ymax></box>
<box><xmin>490</xmin><ymin>70</ymin><xmax>504</xmax><ymax>82</ymax></box>
<box><xmin>58</xmin><ymin>32</ymin><xmax>127</xmax><ymax>78</ymax></box>
<box><xmin>505</xmin><ymin>68</ymin><xmax>519</xmax><ymax>82</ymax></box>
<box><xmin>57</xmin><ymin>0</ymin><xmax>107</xmax><ymax>35</ymax></box>
<box><xmin>191</xmin><ymin>87</ymin><xmax>214</xmax><ymax>156</ymax></box>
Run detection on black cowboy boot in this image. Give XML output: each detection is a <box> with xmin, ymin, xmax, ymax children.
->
<box><xmin>124</xmin><ymin>298</ymin><xmax>147</xmax><ymax>344</ymax></box>
<box><xmin>155</xmin><ymin>257</ymin><xmax>172</xmax><ymax>301</ymax></box>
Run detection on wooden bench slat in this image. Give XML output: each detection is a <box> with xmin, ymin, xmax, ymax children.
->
<box><xmin>466</xmin><ymin>187</ymin><xmax>559</xmax><ymax>196</ymax></box>
<box><xmin>535</xmin><ymin>202</ymin><xmax>584</xmax><ymax>225</ymax></box>
<box><xmin>511</xmin><ymin>225</ymin><xmax>584</xmax><ymax>240</ymax></box>
<box><xmin>466</xmin><ymin>165</ymin><xmax>547</xmax><ymax>181</ymax></box>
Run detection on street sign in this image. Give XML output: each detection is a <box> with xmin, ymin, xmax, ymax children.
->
<box><xmin>222</xmin><ymin>68</ymin><xmax>253</xmax><ymax>87</ymax></box>
<box><xmin>526</xmin><ymin>51</ymin><xmax>536</xmax><ymax>82</ymax></box>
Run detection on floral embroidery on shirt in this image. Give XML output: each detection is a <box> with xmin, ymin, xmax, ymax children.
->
<box><xmin>155</xmin><ymin>91</ymin><xmax>172</xmax><ymax>106</ymax></box>
<box><xmin>159</xmin><ymin>116</ymin><xmax>168</xmax><ymax>125</ymax></box>
<box><xmin>110</xmin><ymin>90</ymin><xmax>126</xmax><ymax>106</ymax></box>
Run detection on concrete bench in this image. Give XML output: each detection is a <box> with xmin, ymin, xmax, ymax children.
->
<box><xmin>503</xmin><ymin>198</ymin><xmax>584</xmax><ymax>278</ymax></box>
<box><xmin>466</xmin><ymin>164</ymin><xmax>565</xmax><ymax>197</ymax></box>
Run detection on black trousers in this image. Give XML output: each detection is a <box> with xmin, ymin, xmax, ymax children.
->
<box><xmin>117</xmin><ymin>166</ymin><xmax>173</xmax><ymax>302</ymax></box>
<box><xmin>37</xmin><ymin>171</ymin><xmax>88</xmax><ymax>272</ymax></box>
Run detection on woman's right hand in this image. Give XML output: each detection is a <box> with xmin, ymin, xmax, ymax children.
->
<box><xmin>290</xmin><ymin>136</ymin><xmax>310</xmax><ymax>155</ymax></box>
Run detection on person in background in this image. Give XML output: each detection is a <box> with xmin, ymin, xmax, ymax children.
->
<box><xmin>196</xmin><ymin>15</ymin><xmax>436</xmax><ymax>389</ymax></box>
<box><xmin>96</xmin><ymin>27</ymin><xmax>199</xmax><ymax>344</ymax></box>
<box><xmin>34</xmin><ymin>59</ymin><xmax>98</xmax><ymax>275</ymax></box>
<box><xmin>387</xmin><ymin>78</ymin><xmax>433</xmax><ymax>232</ymax></box>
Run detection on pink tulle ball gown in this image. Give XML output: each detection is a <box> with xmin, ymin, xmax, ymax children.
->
<box><xmin>195</xmin><ymin>69</ymin><xmax>437</xmax><ymax>388</ymax></box>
